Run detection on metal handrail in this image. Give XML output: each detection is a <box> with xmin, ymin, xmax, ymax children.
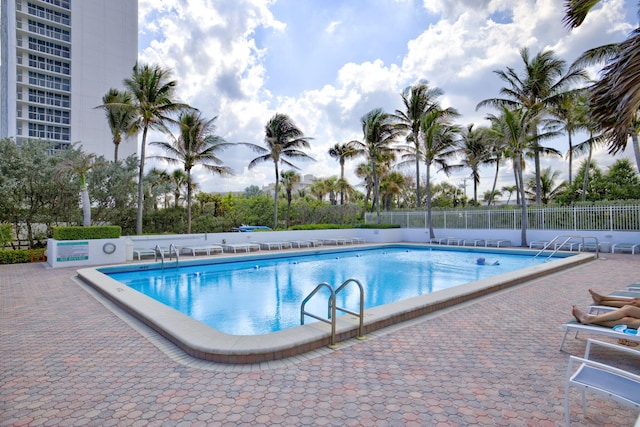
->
<box><xmin>301</xmin><ymin>282</ymin><xmax>337</xmax><ymax>348</ymax></box>
<box><xmin>332</xmin><ymin>278</ymin><xmax>365</xmax><ymax>340</ymax></box>
<box><xmin>534</xmin><ymin>235</ymin><xmax>599</xmax><ymax>260</ymax></box>
<box><xmin>169</xmin><ymin>243</ymin><xmax>180</xmax><ymax>268</ymax></box>
<box><xmin>154</xmin><ymin>244</ymin><xmax>165</xmax><ymax>268</ymax></box>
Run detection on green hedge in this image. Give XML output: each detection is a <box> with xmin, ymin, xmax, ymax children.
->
<box><xmin>53</xmin><ymin>226</ymin><xmax>121</xmax><ymax>240</ymax></box>
<box><xmin>357</xmin><ymin>224</ymin><xmax>401</xmax><ymax>229</ymax></box>
<box><xmin>0</xmin><ymin>249</ymin><xmax>31</xmax><ymax>264</ymax></box>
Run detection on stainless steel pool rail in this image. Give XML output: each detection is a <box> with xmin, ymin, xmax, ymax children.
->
<box><xmin>533</xmin><ymin>235</ymin><xmax>599</xmax><ymax>260</ymax></box>
<box><xmin>300</xmin><ymin>278</ymin><xmax>365</xmax><ymax>349</ymax></box>
<box><xmin>154</xmin><ymin>244</ymin><xmax>180</xmax><ymax>269</ymax></box>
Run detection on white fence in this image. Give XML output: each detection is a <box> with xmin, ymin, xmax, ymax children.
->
<box><xmin>366</xmin><ymin>206</ymin><xmax>640</xmax><ymax>231</ymax></box>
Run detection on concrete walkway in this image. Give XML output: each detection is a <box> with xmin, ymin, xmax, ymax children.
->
<box><xmin>2</xmin><ymin>254</ymin><xmax>639</xmax><ymax>426</ymax></box>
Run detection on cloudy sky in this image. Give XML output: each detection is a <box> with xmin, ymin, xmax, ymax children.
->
<box><xmin>137</xmin><ymin>0</ymin><xmax>637</xmax><ymax>199</ymax></box>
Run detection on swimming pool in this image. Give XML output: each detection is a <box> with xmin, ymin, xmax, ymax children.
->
<box><xmin>78</xmin><ymin>244</ymin><xmax>594</xmax><ymax>363</ymax></box>
<box><xmin>108</xmin><ymin>247</ymin><xmax>549</xmax><ymax>335</ymax></box>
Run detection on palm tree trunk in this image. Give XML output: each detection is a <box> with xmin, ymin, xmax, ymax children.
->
<box><xmin>186</xmin><ymin>169</ymin><xmax>192</xmax><ymax>234</ymax></box>
<box><xmin>339</xmin><ymin>161</ymin><xmax>345</xmax><ymax>206</ymax></box>
<box><xmin>631</xmin><ymin>133</ymin><xmax>640</xmax><ymax>175</ymax></box>
<box><xmin>372</xmin><ymin>158</ymin><xmax>381</xmax><ymax>224</ymax></box>
<box><xmin>273</xmin><ymin>161</ymin><xmax>280</xmax><ymax>229</ymax></box>
<box><xmin>415</xmin><ymin>135</ymin><xmax>421</xmax><ymax>208</ymax></box>
<box><xmin>136</xmin><ymin>126</ymin><xmax>149</xmax><ymax>235</ymax></box>
<box><xmin>80</xmin><ymin>185</ymin><xmax>91</xmax><ymax>226</ymax></box>
<box><xmin>567</xmin><ymin>132</ymin><xmax>573</xmax><ymax>185</ymax></box>
<box><xmin>516</xmin><ymin>154</ymin><xmax>527</xmax><ymax>247</ymax></box>
<box><xmin>582</xmin><ymin>142</ymin><xmax>593</xmax><ymax>203</ymax></box>
<box><xmin>488</xmin><ymin>159</ymin><xmax>500</xmax><ymax>206</ymax></box>
<box><xmin>426</xmin><ymin>164</ymin><xmax>434</xmax><ymax>239</ymax></box>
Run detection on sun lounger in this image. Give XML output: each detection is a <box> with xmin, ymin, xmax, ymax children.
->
<box><xmin>485</xmin><ymin>239</ymin><xmax>511</xmax><ymax>247</ymax></box>
<box><xmin>258</xmin><ymin>241</ymin><xmax>292</xmax><ymax>250</ymax></box>
<box><xmin>351</xmin><ymin>237</ymin><xmax>366</xmax><ymax>244</ymax></box>
<box><xmin>290</xmin><ymin>240</ymin><xmax>313</xmax><ymax>248</ymax></box>
<box><xmin>133</xmin><ymin>247</ymin><xmax>170</xmax><ymax>260</ymax></box>
<box><xmin>462</xmin><ymin>239</ymin><xmax>485</xmax><ymax>247</ymax></box>
<box><xmin>323</xmin><ymin>238</ymin><xmax>348</xmax><ymax>245</ymax></box>
<box><xmin>181</xmin><ymin>245</ymin><xmax>223</xmax><ymax>256</ymax></box>
<box><xmin>564</xmin><ymin>339</ymin><xmax>640</xmax><ymax>427</ymax></box>
<box><xmin>611</xmin><ymin>243</ymin><xmax>640</xmax><ymax>254</ymax></box>
<box><xmin>221</xmin><ymin>243</ymin><xmax>260</xmax><ymax>253</ymax></box>
<box><xmin>559</xmin><ymin>321</ymin><xmax>640</xmax><ymax>351</ymax></box>
<box><xmin>529</xmin><ymin>240</ymin><xmax>550</xmax><ymax>249</ymax></box>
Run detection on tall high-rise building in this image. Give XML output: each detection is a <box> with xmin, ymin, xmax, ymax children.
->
<box><xmin>0</xmin><ymin>0</ymin><xmax>138</xmax><ymax>160</ymax></box>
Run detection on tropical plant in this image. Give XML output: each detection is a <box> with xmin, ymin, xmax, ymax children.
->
<box><xmin>486</xmin><ymin>106</ymin><xmax>535</xmax><ymax>246</ymax></box>
<box><xmin>394</xmin><ymin>82</ymin><xmax>444</xmax><ymax>207</ymax></box>
<box><xmin>397</xmin><ymin>106</ymin><xmax>459</xmax><ymax>237</ymax></box>
<box><xmin>570</xmin><ymin>107</ymin><xmax>607</xmax><ymax>202</ymax></box>
<box><xmin>55</xmin><ymin>147</ymin><xmax>102</xmax><ymax>226</ymax></box>
<box><xmin>525</xmin><ymin>167</ymin><xmax>567</xmax><ymax>204</ymax></box>
<box><xmin>247</xmin><ymin>113</ymin><xmax>313</xmax><ymax>229</ymax></box>
<box><xmin>152</xmin><ymin>112</ymin><xmax>232</xmax><ymax>233</ymax></box>
<box><xmin>563</xmin><ymin>1</ymin><xmax>640</xmax><ymax>154</ymax></box>
<box><xmin>328</xmin><ymin>141</ymin><xmax>358</xmax><ymax>205</ymax></box>
<box><xmin>123</xmin><ymin>62</ymin><xmax>189</xmax><ymax>234</ymax></box>
<box><xmin>455</xmin><ymin>124</ymin><xmax>490</xmax><ymax>206</ymax></box>
<box><xmin>379</xmin><ymin>171</ymin><xmax>405</xmax><ymax>211</ymax></box>
<box><xmin>352</xmin><ymin>108</ymin><xmax>403</xmax><ymax>224</ymax></box>
<box><xmin>501</xmin><ymin>185</ymin><xmax>518</xmax><ymax>205</ymax></box>
<box><xmin>602</xmin><ymin>158</ymin><xmax>640</xmax><ymax>200</ymax></box>
<box><xmin>477</xmin><ymin>47</ymin><xmax>588</xmax><ymax>206</ymax></box>
<box><xmin>280</xmin><ymin>170</ymin><xmax>300</xmax><ymax>228</ymax></box>
<box><xmin>548</xmin><ymin>90</ymin><xmax>590</xmax><ymax>185</ymax></box>
<box><xmin>97</xmin><ymin>88</ymin><xmax>136</xmax><ymax>162</ymax></box>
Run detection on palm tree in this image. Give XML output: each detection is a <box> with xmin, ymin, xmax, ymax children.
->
<box><xmin>417</xmin><ymin>108</ymin><xmax>461</xmax><ymax>238</ymax></box>
<box><xmin>328</xmin><ymin>141</ymin><xmax>358</xmax><ymax>205</ymax></box>
<box><xmin>548</xmin><ymin>90</ymin><xmax>590</xmax><ymax>185</ymax></box>
<box><xmin>55</xmin><ymin>148</ymin><xmax>100</xmax><ymax>226</ymax></box>
<box><xmin>168</xmin><ymin>169</ymin><xmax>188</xmax><ymax>208</ymax></box>
<box><xmin>152</xmin><ymin>112</ymin><xmax>232</xmax><ymax>233</ymax></box>
<box><xmin>280</xmin><ymin>170</ymin><xmax>300</xmax><ymax>228</ymax></box>
<box><xmin>124</xmin><ymin>62</ymin><xmax>189</xmax><ymax>235</ymax></box>
<box><xmin>525</xmin><ymin>167</ymin><xmax>567</xmax><ymax>204</ymax></box>
<box><xmin>501</xmin><ymin>185</ymin><xmax>518</xmax><ymax>205</ymax></box>
<box><xmin>486</xmin><ymin>106</ymin><xmax>534</xmax><ymax>246</ymax></box>
<box><xmin>394</xmin><ymin>82</ymin><xmax>444</xmax><ymax>207</ymax></box>
<box><xmin>456</xmin><ymin>124</ymin><xmax>490</xmax><ymax>206</ymax></box>
<box><xmin>247</xmin><ymin>113</ymin><xmax>313</xmax><ymax>229</ymax></box>
<box><xmin>352</xmin><ymin>108</ymin><xmax>403</xmax><ymax>224</ymax></box>
<box><xmin>97</xmin><ymin>88</ymin><xmax>136</xmax><ymax>162</ymax></box>
<box><xmin>570</xmin><ymin>122</ymin><xmax>606</xmax><ymax>202</ymax></box>
<box><xmin>355</xmin><ymin>162</ymin><xmax>373</xmax><ymax>218</ymax></box>
<box><xmin>379</xmin><ymin>171</ymin><xmax>405</xmax><ymax>211</ymax></box>
<box><xmin>564</xmin><ymin>1</ymin><xmax>640</xmax><ymax>153</ymax></box>
<box><xmin>628</xmin><ymin>111</ymin><xmax>640</xmax><ymax>174</ymax></box>
<box><xmin>145</xmin><ymin>167</ymin><xmax>171</xmax><ymax>209</ymax></box>
<box><xmin>310</xmin><ymin>179</ymin><xmax>328</xmax><ymax>201</ymax></box>
<box><xmin>477</xmin><ymin>47</ymin><xmax>588</xmax><ymax>206</ymax></box>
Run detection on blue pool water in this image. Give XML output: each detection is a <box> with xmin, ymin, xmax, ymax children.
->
<box><xmin>107</xmin><ymin>247</ymin><xmax>548</xmax><ymax>335</ymax></box>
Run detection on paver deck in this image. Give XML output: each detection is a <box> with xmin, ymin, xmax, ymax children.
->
<box><xmin>2</xmin><ymin>253</ymin><xmax>640</xmax><ymax>426</ymax></box>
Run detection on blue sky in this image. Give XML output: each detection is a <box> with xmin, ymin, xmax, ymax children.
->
<box><xmin>137</xmin><ymin>0</ymin><xmax>637</xmax><ymax>197</ymax></box>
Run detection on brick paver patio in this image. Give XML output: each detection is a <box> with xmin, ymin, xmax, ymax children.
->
<box><xmin>2</xmin><ymin>254</ymin><xmax>639</xmax><ymax>426</ymax></box>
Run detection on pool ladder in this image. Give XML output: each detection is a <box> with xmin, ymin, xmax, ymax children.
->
<box><xmin>154</xmin><ymin>243</ymin><xmax>180</xmax><ymax>269</ymax></box>
<box><xmin>533</xmin><ymin>235</ymin><xmax>599</xmax><ymax>260</ymax></box>
<box><xmin>300</xmin><ymin>278</ymin><xmax>365</xmax><ymax>348</ymax></box>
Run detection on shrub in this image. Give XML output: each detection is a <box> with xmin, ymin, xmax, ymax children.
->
<box><xmin>0</xmin><ymin>249</ymin><xmax>31</xmax><ymax>264</ymax></box>
<box><xmin>53</xmin><ymin>226</ymin><xmax>121</xmax><ymax>240</ymax></box>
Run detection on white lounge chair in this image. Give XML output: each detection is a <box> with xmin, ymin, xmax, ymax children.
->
<box><xmin>485</xmin><ymin>239</ymin><xmax>511</xmax><ymax>247</ymax></box>
<box><xmin>564</xmin><ymin>339</ymin><xmax>640</xmax><ymax>426</ymax></box>
<box><xmin>181</xmin><ymin>245</ymin><xmax>223</xmax><ymax>256</ymax></box>
<box><xmin>222</xmin><ymin>243</ymin><xmax>260</xmax><ymax>253</ymax></box>
<box><xmin>133</xmin><ymin>247</ymin><xmax>170</xmax><ymax>260</ymax></box>
<box><xmin>560</xmin><ymin>321</ymin><xmax>640</xmax><ymax>351</ymax></box>
<box><xmin>611</xmin><ymin>243</ymin><xmax>640</xmax><ymax>254</ymax></box>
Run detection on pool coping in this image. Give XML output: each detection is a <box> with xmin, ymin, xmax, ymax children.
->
<box><xmin>76</xmin><ymin>243</ymin><xmax>595</xmax><ymax>364</ymax></box>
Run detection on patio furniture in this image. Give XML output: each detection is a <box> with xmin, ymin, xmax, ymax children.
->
<box><xmin>181</xmin><ymin>245</ymin><xmax>223</xmax><ymax>256</ymax></box>
<box><xmin>611</xmin><ymin>243</ymin><xmax>640</xmax><ymax>254</ymax></box>
<box><xmin>559</xmin><ymin>321</ymin><xmax>640</xmax><ymax>351</ymax></box>
<box><xmin>485</xmin><ymin>239</ymin><xmax>511</xmax><ymax>247</ymax></box>
<box><xmin>564</xmin><ymin>339</ymin><xmax>640</xmax><ymax>426</ymax></box>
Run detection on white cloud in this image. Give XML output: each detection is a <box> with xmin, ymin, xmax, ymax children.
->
<box><xmin>136</xmin><ymin>0</ymin><xmax>637</xmax><ymax>197</ymax></box>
